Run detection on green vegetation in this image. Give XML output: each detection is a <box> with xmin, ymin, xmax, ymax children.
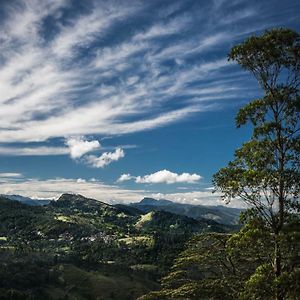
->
<box><xmin>139</xmin><ymin>214</ymin><xmax>299</xmax><ymax>299</ymax></box>
<box><xmin>0</xmin><ymin>193</ymin><xmax>226</xmax><ymax>299</ymax></box>
<box><xmin>135</xmin><ymin>212</ymin><xmax>154</xmax><ymax>228</ymax></box>
<box><xmin>213</xmin><ymin>28</ymin><xmax>300</xmax><ymax>300</ymax></box>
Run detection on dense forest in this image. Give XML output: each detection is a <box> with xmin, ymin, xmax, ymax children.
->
<box><xmin>0</xmin><ymin>29</ymin><xmax>299</xmax><ymax>300</ymax></box>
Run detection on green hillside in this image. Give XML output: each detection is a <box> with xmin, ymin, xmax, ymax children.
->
<box><xmin>0</xmin><ymin>194</ymin><xmax>230</xmax><ymax>299</ymax></box>
<box><xmin>130</xmin><ymin>198</ymin><xmax>243</xmax><ymax>225</ymax></box>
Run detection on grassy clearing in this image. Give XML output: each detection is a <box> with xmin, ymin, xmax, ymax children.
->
<box><xmin>119</xmin><ymin>235</ymin><xmax>154</xmax><ymax>247</ymax></box>
<box><xmin>135</xmin><ymin>212</ymin><xmax>153</xmax><ymax>229</ymax></box>
<box><xmin>55</xmin><ymin>215</ymin><xmax>74</xmax><ymax>223</ymax></box>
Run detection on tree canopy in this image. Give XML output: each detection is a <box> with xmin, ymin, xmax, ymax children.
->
<box><xmin>213</xmin><ymin>28</ymin><xmax>300</xmax><ymax>300</ymax></box>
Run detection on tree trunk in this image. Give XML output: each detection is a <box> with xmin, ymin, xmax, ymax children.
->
<box><xmin>274</xmin><ymin>232</ymin><xmax>283</xmax><ymax>300</ymax></box>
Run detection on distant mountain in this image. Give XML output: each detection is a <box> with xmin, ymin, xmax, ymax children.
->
<box><xmin>138</xmin><ymin>197</ymin><xmax>173</xmax><ymax>206</ymax></box>
<box><xmin>52</xmin><ymin>193</ymin><xmax>112</xmax><ymax>209</ymax></box>
<box><xmin>130</xmin><ymin>197</ymin><xmax>243</xmax><ymax>225</ymax></box>
<box><xmin>51</xmin><ymin>194</ymin><xmax>226</xmax><ymax>232</ymax></box>
<box><xmin>1</xmin><ymin>194</ymin><xmax>51</xmax><ymax>206</ymax></box>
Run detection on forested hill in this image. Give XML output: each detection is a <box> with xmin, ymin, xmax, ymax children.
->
<box><xmin>128</xmin><ymin>197</ymin><xmax>243</xmax><ymax>225</ymax></box>
<box><xmin>0</xmin><ymin>193</ymin><xmax>233</xmax><ymax>300</ymax></box>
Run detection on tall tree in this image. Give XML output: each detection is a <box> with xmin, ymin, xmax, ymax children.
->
<box><xmin>213</xmin><ymin>28</ymin><xmax>300</xmax><ymax>300</ymax></box>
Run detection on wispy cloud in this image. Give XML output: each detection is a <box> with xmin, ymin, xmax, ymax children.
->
<box><xmin>0</xmin><ymin>0</ymin><xmax>275</xmax><ymax>148</ymax></box>
<box><xmin>0</xmin><ymin>146</ymin><xmax>68</xmax><ymax>156</ymax></box>
<box><xmin>0</xmin><ymin>0</ymin><xmax>295</xmax><ymax>206</ymax></box>
<box><xmin>51</xmin><ymin>3</ymin><xmax>139</xmax><ymax>59</ymax></box>
<box><xmin>0</xmin><ymin>143</ymin><xmax>136</xmax><ymax>157</ymax></box>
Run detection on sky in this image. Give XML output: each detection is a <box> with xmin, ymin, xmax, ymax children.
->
<box><xmin>0</xmin><ymin>0</ymin><xmax>299</xmax><ymax>207</ymax></box>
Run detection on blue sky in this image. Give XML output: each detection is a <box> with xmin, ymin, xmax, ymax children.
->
<box><xmin>0</xmin><ymin>0</ymin><xmax>299</xmax><ymax>206</ymax></box>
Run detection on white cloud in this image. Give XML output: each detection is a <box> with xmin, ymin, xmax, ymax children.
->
<box><xmin>0</xmin><ymin>172</ymin><xmax>23</xmax><ymax>178</ymax></box>
<box><xmin>86</xmin><ymin>148</ymin><xmax>125</xmax><ymax>168</ymax></box>
<box><xmin>66</xmin><ymin>137</ymin><xmax>100</xmax><ymax>159</ymax></box>
<box><xmin>117</xmin><ymin>173</ymin><xmax>134</xmax><ymax>182</ymax></box>
<box><xmin>135</xmin><ymin>169</ymin><xmax>202</xmax><ymax>184</ymax></box>
<box><xmin>117</xmin><ymin>170</ymin><xmax>202</xmax><ymax>184</ymax></box>
<box><xmin>0</xmin><ymin>146</ymin><xmax>69</xmax><ymax>156</ymax></box>
<box><xmin>76</xmin><ymin>178</ymin><xmax>86</xmax><ymax>183</ymax></box>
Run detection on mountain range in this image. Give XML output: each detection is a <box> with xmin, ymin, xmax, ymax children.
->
<box><xmin>2</xmin><ymin>194</ymin><xmax>242</xmax><ymax>225</ymax></box>
<box><xmin>126</xmin><ymin>197</ymin><xmax>242</xmax><ymax>225</ymax></box>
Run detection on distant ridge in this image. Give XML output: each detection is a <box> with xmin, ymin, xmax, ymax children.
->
<box><xmin>138</xmin><ymin>197</ymin><xmax>173</xmax><ymax>206</ymax></box>
<box><xmin>1</xmin><ymin>194</ymin><xmax>51</xmax><ymax>206</ymax></box>
<box><xmin>129</xmin><ymin>197</ymin><xmax>243</xmax><ymax>225</ymax></box>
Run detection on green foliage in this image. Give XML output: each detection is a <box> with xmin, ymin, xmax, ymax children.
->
<box><xmin>140</xmin><ymin>233</ymin><xmax>239</xmax><ymax>299</ymax></box>
<box><xmin>213</xmin><ymin>28</ymin><xmax>300</xmax><ymax>300</ymax></box>
<box><xmin>228</xmin><ymin>28</ymin><xmax>300</xmax><ymax>90</ymax></box>
<box><xmin>141</xmin><ymin>212</ymin><xmax>299</xmax><ymax>299</ymax></box>
<box><xmin>240</xmin><ymin>264</ymin><xmax>275</xmax><ymax>300</ymax></box>
<box><xmin>214</xmin><ymin>28</ymin><xmax>300</xmax><ymax>213</ymax></box>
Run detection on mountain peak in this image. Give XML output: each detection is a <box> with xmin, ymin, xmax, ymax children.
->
<box><xmin>56</xmin><ymin>193</ymin><xmax>111</xmax><ymax>208</ymax></box>
<box><xmin>58</xmin><ymin>193</ymin><xmax>87</xmax><ymax>201</ymax></box>
<box><xmin>138</xmin><ymin>197</ymin><xmax>173</xmax><ymax>206</ymax></box>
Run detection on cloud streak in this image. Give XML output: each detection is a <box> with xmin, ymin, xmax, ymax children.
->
<box><xmin>0</xmin><ymin>0</ymin><xmax>279</xmax><ymax>148</ymax></box>
<box><xmin>0</xmin><ymin>146</ymin><xmax>68</xmax><ymax>156</ymax></box>
<box><xmin>0</xmin><ymin>172</ymin><xmax>23</xmax><ymax>178</ymax></box>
